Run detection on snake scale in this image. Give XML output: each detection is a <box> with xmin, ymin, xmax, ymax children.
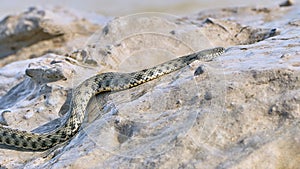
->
<box><xmin>0</xmin><ymin>47</ymin><xmax>225</xmax><ymax>151</ymax></box>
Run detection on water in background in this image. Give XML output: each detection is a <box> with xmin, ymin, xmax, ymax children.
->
<box><xmin>1</xmin><ymin>0</ymin><xmax>282</xmax><ymax>18</ymax></box>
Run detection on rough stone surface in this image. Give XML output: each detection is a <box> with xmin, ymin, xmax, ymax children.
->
<box><xmin>0</xmin><ymin>7</ymin><xmax>103</xmax><ymax>67</ymax></box>
<box><xmin>0</xmin><ymin>2</ymin><xmax>299</xmax><ymax>169</ymax></box>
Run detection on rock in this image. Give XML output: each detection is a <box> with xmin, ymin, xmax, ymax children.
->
<box><xmin>0</xmin><ymin>6</ymin><xmax>104</xmax><ymax>67</ymax></box>
<box><xmin>279</xmin><ymin>0</ymin><xmax>294</xmax><ymax>7</ymax></box>
<box><xmin>0</xmin><ymin>3</ymin><xmax>299</xmax><ymax>169</ymax></box>
<box><xmin>0</xmin><ymin>7</ymin><xmax>63</xmax><ymax>59</ymax></box>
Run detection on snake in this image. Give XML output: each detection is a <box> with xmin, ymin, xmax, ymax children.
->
<box><xmin>0</xmin><ymin>47</ymin><xmax>225</xmax><ymax>151</ymax></box>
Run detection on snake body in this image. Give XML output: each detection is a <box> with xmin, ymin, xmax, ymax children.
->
<box><xmin>0</xmin><ymin>47</ymin><xmax>225</xmax><ymax>151</ymax></box>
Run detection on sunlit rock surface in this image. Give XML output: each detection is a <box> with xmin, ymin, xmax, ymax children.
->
<box><xmin>0</xmin><ymin>2</ymin><xmax>299</xmax><ymax>169</ymax></box>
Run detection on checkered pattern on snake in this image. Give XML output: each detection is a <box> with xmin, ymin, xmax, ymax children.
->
<box><xmin>0</xmin><ymin>47</ymin><xmax>225</xmax><ymax>151</ymax></box>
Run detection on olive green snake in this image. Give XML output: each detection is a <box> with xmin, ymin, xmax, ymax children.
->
<box><xmin>0</xmin><ymin>47</ymin><xmax>225</xmax><ymax>151</ymax></box>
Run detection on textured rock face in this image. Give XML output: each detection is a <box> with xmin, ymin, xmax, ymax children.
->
<box><xmin>0</xmin><ymin>2</ymin><xmax>299</xmax><ymax>169</ymax></box>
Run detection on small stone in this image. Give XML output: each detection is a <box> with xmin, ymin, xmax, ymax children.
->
<box><xmin>279</xmin><ymin>0</ymin><xmax>294</xmax><ymax>7</ymax></box>
<box><xmin>37</xmin><ymin>107</ymin><xmax>45</xmax><ymax>113</ymax></box>
<box><xmin>280</xmin><ymin>53</ymin><xmax>291</xmax><ymax>59</ymax></box>
<box><xmin>170</xmin><ymin>30</ymin><xmax>176</xmax><ymax>35</ymax></box>
<box><xmin>194</xmin><ymin>66</ymin><xmax>205</xmax><ymax>76</ymax></box>
<box><xmin>268</xmin><ymin>104</ymin><xmax>279</xmax><ymax>115</ymax></box>
<box><xmin>204</xmin><ymin>91</ymin><xmax>212</xmax><ymax>100</ymax></box>
<box><xmin>24</xmin><ymin>111</ymin><xmax>34</xmax><ymax>119</ymax></box>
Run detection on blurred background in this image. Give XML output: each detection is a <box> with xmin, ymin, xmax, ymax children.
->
<box><xmin>1</xmin><ymin>0</ymin><xmax>283</xmax><ymax>17</ymax></box>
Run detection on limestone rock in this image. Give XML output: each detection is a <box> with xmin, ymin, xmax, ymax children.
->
<box><xmin>0</xmin><ymin>3</ymin><xmax>299</xmax><ymax>169</ymax></box>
